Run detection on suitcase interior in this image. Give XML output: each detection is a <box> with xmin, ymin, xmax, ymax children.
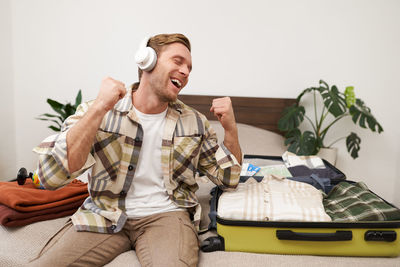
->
<box><xmin>202</xmin><ymin>155</ymin><xmax>400</xmax><ymax>257</ymax></box>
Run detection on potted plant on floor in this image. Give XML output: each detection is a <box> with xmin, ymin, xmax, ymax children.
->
<box><xmin>277</xmin><ymin>80</ymin><xmax>383</xmax><ymax>160</ymax></box>
<box><xmin>36</xmin><ymin>90</ymin><xmax>82</xmax><ymax>132</ymax></box>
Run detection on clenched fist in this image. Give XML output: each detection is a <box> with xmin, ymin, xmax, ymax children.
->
<box><xmin>210</xmin><ymin>97</ymin><xmax>237</xmax><ymax>132</ymax></box>
<box><xmin>94</xmin><ymin>77</ymin><xmax>126</xmax><ymax>112</ymax></box>
<box><xmin>210</xmin><ymin>96</ymin><xmax>242</xmax><ymax>163</ymax></box>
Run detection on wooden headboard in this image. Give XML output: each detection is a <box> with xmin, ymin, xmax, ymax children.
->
<box><xmin>178</xmin><ymin>95</ymin><xmax>296</xmax><ymax>135</ymax></box>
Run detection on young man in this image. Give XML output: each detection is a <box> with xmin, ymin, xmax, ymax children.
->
<box><xmin>31</xmin><ymin>33</ymin><xmax>241</xmax><ymax>267</ymax></box>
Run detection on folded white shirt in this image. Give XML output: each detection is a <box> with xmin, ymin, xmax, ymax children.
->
<box><xmin>218</xmin><ymin>175</ymin><xmax>331</xmax><ymax>222</ymax></box>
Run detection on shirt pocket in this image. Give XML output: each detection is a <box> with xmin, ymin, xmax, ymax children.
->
<box><xmin>91</xmin><ymin>130</ymin><xmax>124</xmax><ymax>186</ymax></box>
<box><xmin>173</xmin><ymin>135</ymin><xmax>203</xmax><ymax>185</ymax></box>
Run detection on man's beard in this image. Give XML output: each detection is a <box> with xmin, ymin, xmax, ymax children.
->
<box><xmin>154</xmin><ymin>86</ymin><xmax>177</xmax><ymax>102</ymax></box>
<box><xmin>150</xmin><ymin>74</ymin><xmax>178</xmax><ymax>103</ymax></box>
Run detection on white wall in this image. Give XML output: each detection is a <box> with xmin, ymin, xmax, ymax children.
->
<box><xmin>5</xmin><ymin>0</ymin><xmax>400</xmax><ymax>205</ymax></box>
<box><xmin>0</xmin><ymin>0</ymin><xmax>17</xmax><ymax>180</ymax></box>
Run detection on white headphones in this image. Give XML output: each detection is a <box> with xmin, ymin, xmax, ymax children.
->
<box><xmin>134</xmin><ymin>36</ymin><xmax>157</xmax><ymax>72</ymax></box>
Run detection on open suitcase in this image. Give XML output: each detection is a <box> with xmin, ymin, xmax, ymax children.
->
<box><xmin>201</xmin><ymin>155</ymin><xmax>400</xmax><ymax>257</ymax></box>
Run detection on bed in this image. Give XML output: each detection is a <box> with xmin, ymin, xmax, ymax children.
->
<box><xmin>0</xmin><ymin>95</ymin><xmax>398</xmax><ymax>267</ymax></box>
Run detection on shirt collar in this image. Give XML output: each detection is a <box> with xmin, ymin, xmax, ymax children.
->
<box><xmin>113</xmin><ymin>88</ymin><xmax>184</xmax><ymax>114</ymax></box>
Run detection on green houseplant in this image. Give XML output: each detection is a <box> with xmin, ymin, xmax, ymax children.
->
<box><xmin>37</xmin><ymin>90</ymin><xmax>82</xmax><ymax>132</ymax></box>
<box><xmin>278</xmin><ymin>80</ymin><xmax>383</xmax><ymax>159</ymax></box>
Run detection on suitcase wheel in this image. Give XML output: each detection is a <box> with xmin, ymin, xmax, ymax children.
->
<box><xmin>200</xmin><ymin>236</ymin><xmax>225</xmax><ymax>252</ymax></box>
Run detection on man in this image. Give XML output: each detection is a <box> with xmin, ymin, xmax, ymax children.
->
<box><xmin>31</xmin><ymin>33</ymin><xmax>241</xmax><ymax>267</ymax></box>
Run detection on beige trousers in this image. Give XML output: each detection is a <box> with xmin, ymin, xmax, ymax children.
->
<box><xmin>30</xmin><ymin>211</ymin><xmax>199</xmax><ymax>267</ymax></box>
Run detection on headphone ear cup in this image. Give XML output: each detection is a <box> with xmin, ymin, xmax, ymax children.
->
<box><xmin>135</xmin><ymin>46</ymin><xmax>157</xmax><ymax>72</ymax></box>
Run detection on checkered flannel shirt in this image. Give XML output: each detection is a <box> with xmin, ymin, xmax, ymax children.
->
<box><xmin>33</xmin><ymin>90</ymin><xmax>241</xmax><ymax>233</ymax></box>
<box><xmin>323</xmin><ymin>182</ymin><xmax>400</xmax><ymax>221</ymax></box>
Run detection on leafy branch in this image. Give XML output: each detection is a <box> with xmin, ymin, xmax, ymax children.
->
<box><xmin>36</xmin><ymin>90</ymin><xmax>82</xmax><ymax>132</ymax></box>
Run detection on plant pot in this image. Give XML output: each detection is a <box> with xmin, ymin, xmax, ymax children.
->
<box><xmin>317</xmin><ymin>147</ymin><xmax>337</xmax><ymax>166</ymax></box>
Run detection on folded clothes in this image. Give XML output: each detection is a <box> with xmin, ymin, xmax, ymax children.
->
<box><xmin>282</xmin><ymin>151</ymin><xmax>325</xmax><ymax>169</ymax></box>
<box><xmin>287</xmin><ymin>174</ymin><xmax>334</xmax><ymax>194</ymax></box>
<box><xmin>257</xmin><ymin>165</ymin><xmax>292</xmax><ymax>177</ymax></box>
<box><xmin>0</xmin><ymin>198</ymin><xmax>84</xmax><ymax>227</ymax></box>
<box><xmin>324</xmin><ymin>182</ymin><xmax>400</xmax><ymax>222</ymax></box>
<box><xmin>288</xmin><ymin>165</ymin><xmax>343</xmax><ymax>180</ymax></box>
<box><xmin>0</xmin><ymin>179</ymin><xmax>88</xmax><ymax>212</ymax></box>
<box><xmin>218</xmin><ymin>175</ymin><xmax>331</xmax><ymax>222</ymax></box>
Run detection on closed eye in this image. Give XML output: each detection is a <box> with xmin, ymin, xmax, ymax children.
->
<box><xmin>173</xmin><ymin>56</ymin><xmax>192</xmax><ymax>72</ymax></box>
<box><xmin>174</xmin><ymin>58</ymin><xmax>182</xmax><ymax>65</ymax></box>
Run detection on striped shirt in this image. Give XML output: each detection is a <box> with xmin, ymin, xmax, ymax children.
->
<box><xmin>33</xmin><ymin>89</ymin><xmax>241</xmax><ymax>233</ymax></box>
<box><xmin>218</xmin><ymin>175</ymin><xmax>331</xmax><ymax>222</ymax></box>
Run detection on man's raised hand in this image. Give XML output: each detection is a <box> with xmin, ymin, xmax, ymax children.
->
<box><xmin>210</xmin><ymin>96</ymin><xmax>242</xmax><ymax>163</ymax></box>
<box><xmin>94</xmin><ymin>77</ymin><xmax>126</xmax><ymax>112</ymax></box>
<box><xmin>210</xmin><ymin>97</ymin><xmax>237</xmax><ymax>132</ymax></box>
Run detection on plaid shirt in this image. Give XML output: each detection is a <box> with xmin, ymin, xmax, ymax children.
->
<box><xmin>323</xmin><ymin>182</ymin><xmax>400</xmax><ymax>221</ymax></box>
<box><xmin>33</xmin><ymin>90</ymin><xmax>241</xmax><ymax>233</ymax></box>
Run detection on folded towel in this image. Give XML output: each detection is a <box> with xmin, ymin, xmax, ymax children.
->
<box><xmin>0</xmin><ymin>179</ymin><xmax>88</xmax><ymax>212</ymax></box>
<box><xmin>0</xmin><ymin>198</ymin><xmax>84</xmax><ymax>227</ymax></box>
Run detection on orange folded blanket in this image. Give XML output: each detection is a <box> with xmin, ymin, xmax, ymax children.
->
<box><xmin>0</xmin><ymin>179</ymin><xmax>88</xmax><ymax>212</ymax></box>
<box><xmin>0</xmin><ymin>198</ymin><xmax>84</xmax><ymax>227</ymax></box>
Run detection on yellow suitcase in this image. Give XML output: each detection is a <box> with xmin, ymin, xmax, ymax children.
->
<box><xmin>201</xmin><ymin>155</ymin><xmax>400</xmax><ymax>257</ymax></box>
<box><xmin>213</xmin><ymin>216</ymin><xmax>400</xmax><ymax>257</ymax></box>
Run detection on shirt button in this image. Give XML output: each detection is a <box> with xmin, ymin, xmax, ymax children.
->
<box><xmin>128</xmin><ymin>165</ymin><xmax>134</xmax><ymax>171</ymax></box>
<box><xmin>120</xmin><ymin>190</ymin><xmax>126</xmax><ymax>196</ymax></box>
<box><xmin>135</xmin><ymin>137</ymin><xmax>141</xmax><ymax>142</ymax></box>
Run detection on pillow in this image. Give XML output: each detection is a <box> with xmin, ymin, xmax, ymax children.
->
<box><xmin>209</xmin><ymin>121</ymin><xmax>287</xmax><ymax>156</ymax></box>
<box><xmin>198</xmin><ymin>121</ymin><xmax>287</xmax><ymax>231</ymax></box>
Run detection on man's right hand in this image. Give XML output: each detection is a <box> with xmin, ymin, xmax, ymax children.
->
<box><xmin>94</xmin><ymin>77</ymin><xmax>127</xmax><ymax>112</ymax></box>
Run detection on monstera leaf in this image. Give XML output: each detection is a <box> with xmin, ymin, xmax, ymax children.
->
<box><xmin>320</xmin><ymin>84</ymin><xmax>347</xmax><ymax>118</ymax></box>
<box><xmin>344</xmin><ymin>86</ymin><xmax>356</xmax><ymax>108</ymax></box>
<box><xmin>346</xmin><ymin>132</ymin><xmax>361</xmax><ymax>159</ymax></box>
<box><xmin>284</xmin><ymin>129</ymin><xmax>317</xmax><ymax>156</ymax></box>
<box><xmin>349</xmin><ymin>99</ymin><xmax>383</xmax><ymax>133</ymax></box>
<box><xmin>278</xmin><ymin>80</ymin><xmax>383</xmax><ymax>159</ymax></box>
<box><xmin>296</xmin><ymin>86</ymin><xmax>322</xmax><ymax>103</ymax></box>
<box><xmin>278</xmin><ymin>104</ymin><xmax>305</xmax><ymax>132</ymax></box>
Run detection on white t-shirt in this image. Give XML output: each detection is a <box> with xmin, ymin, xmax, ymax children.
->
<box><xmin>125</xmin><ymin>106</ymin><xmax>184</xmax><ymax>218</ymax></box>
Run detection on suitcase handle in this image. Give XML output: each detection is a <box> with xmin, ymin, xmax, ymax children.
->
<box><xmin>276</xmin><ymin>230</ymin><xmax>352</xmax><ymax>241</ymax></box>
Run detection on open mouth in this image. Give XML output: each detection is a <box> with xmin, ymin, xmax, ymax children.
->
<box><xmin>171</xmin><ymin>78</ymin><xmax>182</xmax><ymax>89</ymax></box>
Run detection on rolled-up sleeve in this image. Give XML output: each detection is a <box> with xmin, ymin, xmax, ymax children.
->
<box><xmin>197</xmin><ymin>120</ymin><xmax>241</xmax><ymax>191</ymax></box>
<box><xmin>32</xmin><ymin>101</ymin><xmax>96</xmax><ymax>190</ymax></box>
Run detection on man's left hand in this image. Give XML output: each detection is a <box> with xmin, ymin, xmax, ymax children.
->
<box><xmin>210</xmin><ymin>97</ymin><xmax>242</xmax><ymax>164</ymax></box>
<box><xmin>210</xmin><ymin>97</ymin><xmax>237</xmax><ymax>132</ymax></box>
